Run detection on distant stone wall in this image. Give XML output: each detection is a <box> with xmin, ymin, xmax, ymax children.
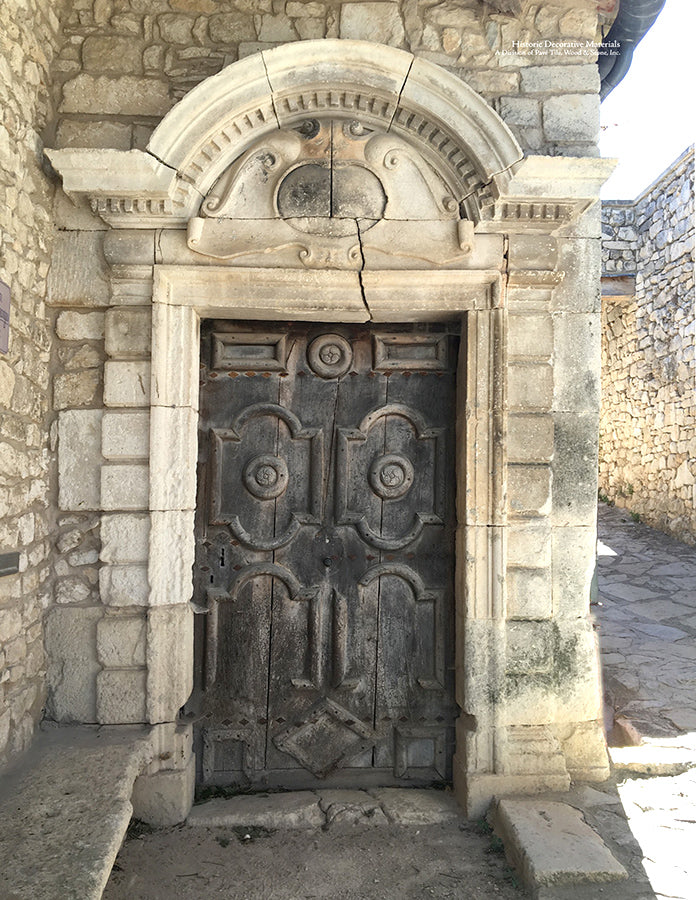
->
<box><xmin>51</xmin><ymin>0</ymin><xmax>603</xmax><ymax>159</ymax></box>
<box><xmin>601</xmin><ymin>201</ymin><xmax>636</xmax><ymax>275</ymax></box>
<box><xmin>600</xmin><ymin>146</ymin><xmax>696</xmax><ymax>543</ymax></box>
<box><xmin>0</xmin><ymin>0</ymin><xmax>65</xmax><ymax>768</ymax></box>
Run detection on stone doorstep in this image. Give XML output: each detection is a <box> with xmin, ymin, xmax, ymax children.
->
<box><xmin>186</xmin><ymin>787</ymin><xmax>463</xmax><ymax>830</ymax></box>
<box><xmin>0</xmin><ymin>725</ymin><xmax>154</xmax><ymax>900</ymax></box>
<box><xmin>489</xmin><ymin>798</ymin><xmax>627</xmax><ymax>899</ymax></box>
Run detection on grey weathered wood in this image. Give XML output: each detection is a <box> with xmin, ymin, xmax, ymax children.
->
<box><xmin>193</xmin><ymin>322</ymin><xmax>458</xmax><ymax>787</ymax></box>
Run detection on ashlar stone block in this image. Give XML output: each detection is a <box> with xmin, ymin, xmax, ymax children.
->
<box><xmin>96</xmin><ymin>615</ymin><xmax>147</xmax><ymax>667</ymax></box>
<box><xmin>150</xmin><ymin>302</ymin><xmax>199</xmax><ymax>409</ymax></box>
<box><xmin>543</xmin><ymin>94</ymin><xmax>599</xmax><ymax>144</ymax></box>
<box><xmin>508</xmin><ymin>313</ymin><xmax>553</xmax><ymax>360</ymax></box>
<box><xmin>553</xmin><ymin>313</ymin><xmax>601</xmax><ymax>413</ymax></box>
<box><xmin>149</xmin><ymin>406</ymin><xmax>198</xmax><ymax>511</ymax></box>
<box><xmin>58</xmin><ymin>410</ymin><xmax>103</xmax><ymax>511</ymax></box>
<box><xmin>339</xmin><ymin>3</ymin><xmax>405</xmax><ymax>44</ymax></box>
<box><xmin>82</xmin><ymin>36</ymin><xmax>144</xmax><ymax>76</ymax></box>
<box><xmin>507</xmin><ymin>414</ymin><xmax>554</xmax><ymax>463</ymax></box>
<box><xmin>96</xmin><ymin>669</ymin><xmax>147</xmax><ymax>724</ymax></box>
<box><xmin>551</xmin><ymin>412</ymin><xmax>599</xmax><ymax>527</ymax></box>
<box><xmin>56</xmin><ymin>311</ymin><xmax>105</xmax><ymax>342</ymax></box>
<box><xmin>104</xmin><ymin>360</ymin><xmax>151</xmax><ymax>407</ymax></box>
<box><xmin>102</xmin><ymin>411</ymin><xmax>150</xmax><ymax>459</ymax></box>
<box><xmin>149</xmin><ymin>510</ymin><xmax>195</xmax><ymax>606</ymax></box>
<box><xmin>552</xmin><ymin>526</ymin><xmax>596</xmax><ymax>619</ymax></box>
<box><xmin>521</xmin><ymin>65</ymin><xmax>599</xmax><ymax>94</ymax></box>
<box><xmin>507</xmin><ymin>566</ymin><xmax>553</xmax><ymax>620</ymax></box>
<box><xmin>61</xmin><ymin>75</ymin><xmax>173</xmax><ymax>117</ymax></box>
<box><xmin>105</xmin><ymin>308</ymin><xmax>152</xmax><ymax>358</ymax></box>
<box><xmin>508</xmin><ymin>363</ymin><xmax>553</xmax><ymax>411</ymax></box>
<box><xmin>507</xmin><ymin>464</ymin><xmax>552</xmax><ymax>518</ymax></box>
<box><xmin>47</xmin><ymin>232</ymin><xmax>110</xmax><ymax>308</ymax></box>
<box><xmin>101</xmin><ymin>513</ymin><xmax>150</xmax><ymax>564</ymax></box>
<box><xmin>552</xmin><ymin>238</ymin><xmax>601</xmax><ymax>312</ymax></box>
<box><xmin>507</xmin><ymin>524</ymin><xmax>551</xmax><ymax>569</ymax></box>
<box><xmin>45</xmin><ymin>607</ymin><xmax>101</xmax><ymax>722</ymax></box>
<box><xmin>101</xmin><ymin>464</ymin><xmax>149</xmax><ymax>511</ymax></box>
<box><xmin>146</xmin><ymin>604</ymin><xmax>193</xmax><ymax>723</ymax></box>
<box><xmin>99</xmin><ymin>564</ymin><xmax>150</xmax><ymax>607</ymax></box>
<box><xmin>507</xmin><ymin>621</ymin><xmax>553</xmax><ymax>675</ymax></box>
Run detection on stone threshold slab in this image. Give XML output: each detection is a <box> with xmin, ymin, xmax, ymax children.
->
<box><xmin>489</xmin><ymin>798</ymin><xmax>627</xmax><ymax>899</ymax></box>
<box><xmin>187</xmin><ymin>787</ymin><xmax>462</xmax><ymax>830</ymax></box>
<box><xmin>0</xmin><ymin>725</ymin><xmax>153</xmax><ymax>900</ymax></box>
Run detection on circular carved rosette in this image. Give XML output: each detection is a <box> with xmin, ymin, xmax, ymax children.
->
<box><xmin>243</xmin><ymin>454</ymin><xmax>289</xmax><ymax>500</ymax></box>
<box><xmin>368</xmin><ymin>453</ymin><xmax>415</xmax><ymax>500</ymax></box>
<box><xmin>307</xmin><ymin>334</ymin><xmax>353</xmax><ymax>379</ymax></box>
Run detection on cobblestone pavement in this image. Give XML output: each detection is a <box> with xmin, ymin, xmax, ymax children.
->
<box><xmin>594</xmin><ymin>502</ymin><xmax>696</xmax><ymax>900</ymax></box>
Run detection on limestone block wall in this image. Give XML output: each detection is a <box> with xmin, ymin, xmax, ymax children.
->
<box><xmin>50</xmin><ymin>0</ymin><xmax>603</xmax><ymax>158</ymax></box>
<box><xmin>0</xmin><ymin>0</ymin><xmax>65</xmax><ymax>768</ymax></box>
<box><xmin>600</xmin><ymin>147</ymin><xmax>696</xmax><ymax>543</ymax></box>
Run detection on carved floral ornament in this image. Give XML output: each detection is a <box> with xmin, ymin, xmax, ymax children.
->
<box><xmin>45</xmin><ymin>40</ymin><xmax>615</xmax><ymax>240</ymax></box>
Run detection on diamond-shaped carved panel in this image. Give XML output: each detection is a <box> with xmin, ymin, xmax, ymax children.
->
<box><xmin>272</xmin><ymin>698</ymin><xmax>376</xmax><ymax>778</ymax></box>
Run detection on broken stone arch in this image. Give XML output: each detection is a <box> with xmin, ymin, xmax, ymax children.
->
<box><xmin>48</xmin><ymin>39</ymin><xmax>613</xmax><ymax>819</ymax></box>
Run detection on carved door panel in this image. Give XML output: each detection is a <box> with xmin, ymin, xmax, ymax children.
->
<box><xmin>192</xmin><ymin>322</ymin><xmax>458</xmax><ymax>789</ymax></box>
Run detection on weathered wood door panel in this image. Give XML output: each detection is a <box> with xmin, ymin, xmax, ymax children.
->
<box><xmin>192</xmin><ymin>322</ymin><xmax>459</xmax><ymax>789</ymax></box>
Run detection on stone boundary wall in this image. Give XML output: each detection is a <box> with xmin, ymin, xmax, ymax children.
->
<box><xmin>600</xmin><ymin>146</ymin><xmax>696</xmax><ymax>543</ymax></box>
<box><xmin>601</xmin><ymin>200</ymin><xmax>636</xmax><ymax>275</ymax></box>
<box><xmin>0</xmin><ymin>0</ymin><xmax>65</xmax><ymax>769</ymax></box>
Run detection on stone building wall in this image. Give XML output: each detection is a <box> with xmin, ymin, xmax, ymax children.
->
<box><xmin>600</xmin><ymin>146</ymin><xmax>696</xmax><ymax>543</ymax></box>
<box><xmin>44</xmin><ymin>0</ymin><xmax>608</xmax><ymax>729</ymax></box>
<box><xmin>0</xmin><ymin>0</ymin><xmax>616</xmax><ymax>814</ymax></box>
<box><xmin>51</xmin><ymin>0</ymin><xmax>603</xmax><ymax>158</ymax></box>
<box><xmin>0</xmin><ymin>0</ymin><xmax>66</xmax><ymax>768</ymax></box>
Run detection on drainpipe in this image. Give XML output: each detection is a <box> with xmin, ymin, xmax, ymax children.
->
<box><xmin>599</xmin><ymin>0</ymin><xmax>666</xmax><ymax>100</ymax></box>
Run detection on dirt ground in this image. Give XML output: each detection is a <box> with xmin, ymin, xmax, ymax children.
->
<box><xmin>104</xmin><ymin>819</ymin><xmax>524</xmax><ymax>900</ymax></box>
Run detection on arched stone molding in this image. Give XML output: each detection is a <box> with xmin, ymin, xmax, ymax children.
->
<box><xmin>144</xmin><ymin>41</ymin><xmax>523</xmax><ymax>224</ymax></box>
<box><xmin>48</xmin><ymin>40</ymin><xmax>611</xmax><ymax>234</ymax></box>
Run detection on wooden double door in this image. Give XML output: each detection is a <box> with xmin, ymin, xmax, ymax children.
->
<box><xmin>192</xmin><ymin>321</ymin><xmax>459</xmax><ymax>789</ymax></box>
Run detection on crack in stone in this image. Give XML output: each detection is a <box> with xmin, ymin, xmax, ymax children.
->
<box><xmin>144</xmin><ymin>148</ymin><xmax>178</xmax><ymax>174</ymax></box>
<box><xmin>388</xmin><ymin>54</ymin><xmax>414</xmax><ymax>133</ymax></box>
<box><xmin>354</xmin><ymin>219</ymin><xmax>372</xmax><ymax>321</ymax></box>
<box><xmin>260</xmin><ymin>50</ymin><xmax>281</xmax><ymax>131</ymax></box>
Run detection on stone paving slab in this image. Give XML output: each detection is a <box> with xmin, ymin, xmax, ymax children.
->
<box><xmin>596</xmin><ymin>504</ymin><xmax>696</xmax><ymax>744</ymax></box>
<box><xmin>490</xmin><ymin>798</ymin><xmax>627</xmax><ymax>896</ymax></box>
<box><xmin>0</xmin><ymin>725</ymin><xmax>152</xmax><ymax>900</ymax></box>
<box><xmin>187</xmin><ymin>787</ymin><xmax>462</xmax><ymax>830</ymax></box>
<box><xmin>187</xmin><ymin>791</ymin><xmax>325</xmax><ymax>828</ymax></box>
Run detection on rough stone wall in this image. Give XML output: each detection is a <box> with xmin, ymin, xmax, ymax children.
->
<box><xmin>0</xmin><ymin>0</ymin><xmax>65</xmax><ymax>768</ymax></box>
<box><xmin>51</xmin><ymin>0</ymin><xmax>602</xmax><ymax>158</ymax></box>
<box><xmin>601</xmin><ymin>200</ymin><xmax>636</xmax><ymax>275</ymax></box>
<box><xmin>600</xmin><ymin>147</ymin><xmax>696</xmax><ymax>543</ymax></box>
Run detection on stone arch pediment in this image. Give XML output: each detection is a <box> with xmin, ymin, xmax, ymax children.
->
<box><xmin>148</xmin><ymin>41</ymin><xmax>523</xmax><ymax>226</ymax></box>
<box><xmin>47</xmin><ymin>40</ymin><xmax>614</xmax><ymax>236</ymax></box>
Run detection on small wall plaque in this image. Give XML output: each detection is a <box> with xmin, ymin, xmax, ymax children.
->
<box><xmin>0</xmin><ymin>552</ymin><xmax>20</xmax><ymax>578</ymax></box>
<box><xmin>0</xmin><ymin>281</ymin><xmax>10</xmax><ymax>355</ymax></box>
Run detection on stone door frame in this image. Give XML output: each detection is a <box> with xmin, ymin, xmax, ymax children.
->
<box><xmin>47</xmin><ymin>39</ymin><xmax>614</xmax><ymax>817</ymax></box>
<box><xmin>150</xmin><ymin>263</ymin><xmax>504</xmax><ymax>809</ymax></box>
